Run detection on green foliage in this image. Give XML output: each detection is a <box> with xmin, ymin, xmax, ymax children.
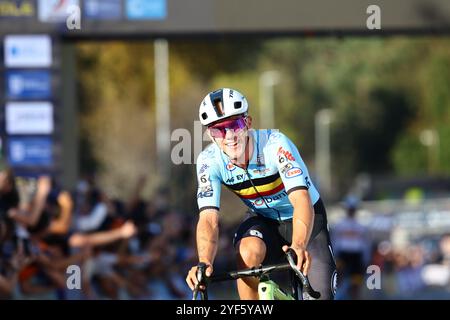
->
<box><xmin>437</xmin><ymin>125</ymin><xmax>450</xmax><ymax>174</ymax></box>
<box><xmin>392</xmin><ymin>133</ymin><xmax>427</xmax><ymax>176</ymax></box>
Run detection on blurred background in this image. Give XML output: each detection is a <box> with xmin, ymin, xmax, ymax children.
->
<box><xmin>1</xmin><ymin>0</ymin><xmax>450</xmax><ymax>299</ymax></box>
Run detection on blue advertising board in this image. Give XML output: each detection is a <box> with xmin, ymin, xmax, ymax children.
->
<box><xmin>5</xmin><ymin>70</ymin><xmax>52</xmax><ymax>99</ymax></box>
<box><xmin>7</xmin><ymin>137</ymin><xmax>53</xmax><ymax>167</ymax></box>
<box><xmin>84</xmin><ymin>0</ymin><xmax>121</xmax><ymax>20</ymax></box>
<box><xmin>126</xmin><ymin>0</ymin><xmax>166</xmax><ymax>20</ymax></box>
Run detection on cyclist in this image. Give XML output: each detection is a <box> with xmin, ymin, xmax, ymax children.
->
<box><xmin>186</xmin><ymin>88</ymin><xmax>337</xmax><ymax>299</ymax></box>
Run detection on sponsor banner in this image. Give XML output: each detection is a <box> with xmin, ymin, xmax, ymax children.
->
<box><xmin>126</xmin><ymin>0</ymin><xmax>166</xmax><ymax>20</ymax></box>
<box><xmin>84</xmin><ymin>0</ymin><xmax>121</xmax><ymax>20</ymax></box>
<box><xmin>8</xmin><ymin>137</ymin><xmax>53</xmax><ymax>167</ymax></box>
<box><xmin>0</xmin><ymin>0</ymin><xmax>35</xmax><ymax>18</ymax></box>
<box><xmin>4</xmin><ymin>34</ymin><xmax>52</xmax><ymax>67</ymax></box>
<box><xmin>6</xmin><ymin>70</ymin><xmax>52</xmax><ymax>99</ymax></box>
<box><xmin>6</xmin><ymin>102</ymin><xmax>54</xmax><ymax>135</ymax></box>
<box><xmin>38</xmin><ymin>0</ymin><xmax>79</xmax><ymax>22</ymax></box>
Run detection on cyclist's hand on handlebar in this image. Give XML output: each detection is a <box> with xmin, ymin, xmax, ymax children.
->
<box><xmin>186</xmin><ymin>263</ymin><xmax>213</xmax><ymax>291</ymax></box>
<box><xmin>282</xmin><ymin>245</ymin><xmax>311</xmax><ymax>275</ymax></box>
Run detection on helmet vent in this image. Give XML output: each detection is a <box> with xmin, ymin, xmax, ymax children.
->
<box><xmin>209</xmin><ymin>90</ymin><xmax>225</xmax><ymax>117</ymax></box>
<box><xmin>201</xmin><ymin>112</ymin><xmax>208</xmax><ymax>120</ymax></box>
<box><xmin>234</xmin><ymin>101</ymin><xmax>242</xmax><ymax>109</ymax></box>
<box><xmin>213</xmin><ymin>99</ymin><xmax>224</xmax><ymax>117</ymax></box>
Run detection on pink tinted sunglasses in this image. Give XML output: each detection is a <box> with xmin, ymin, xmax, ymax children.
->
<box><xmin>208</xmin><ymin>117</ymin><xmax>247</xmax><ymax>139</ymax></box>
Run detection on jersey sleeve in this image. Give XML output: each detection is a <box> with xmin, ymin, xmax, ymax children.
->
<box><xmin>267</xmin><ymin>132</ymin><xmax>312</xmax><ymax>195</ymax></box>
<box><xmin>196</xmin><ymin>153</ymin><xmax>221</xmax><ymax>213</ymax></box>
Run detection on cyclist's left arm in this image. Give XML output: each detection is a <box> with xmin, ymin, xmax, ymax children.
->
<box><xmin>288</xmin><ymin>189</ymin><xmax>313</xmax><ymax>274</ymax></box>
<box><xmin>268</xmin><ymin>132</ymin><xmax>314</xmax><ymax>273</ymax></box>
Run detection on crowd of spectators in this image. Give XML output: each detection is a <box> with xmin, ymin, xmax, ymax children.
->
<box><xmin>332</xmin><ymin>198</ymin><xmax>450</xmax><ymax>300</ymax></box>
<box><xmin>3</xmin><ymin>164</ymin><xmax>450</xmax><ymax>300</ymax></box>
<box><xmin>0</xmin><ymin>166</ymin><xmax>238</xmax><ymax>299</ymax></box>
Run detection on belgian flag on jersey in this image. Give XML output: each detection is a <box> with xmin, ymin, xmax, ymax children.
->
<box><xmin>224</xmin><ymin>172</ymin><xmax>285</xmax><ymax>199</ymax></box>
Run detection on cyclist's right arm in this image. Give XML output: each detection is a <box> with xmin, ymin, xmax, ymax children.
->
<box><xmin>196</xmin><ymin>208</ymin><xmax>219</xmax><ymax>273</ymax></box>
<box><xmin>187</xmin><ymin>209</ymin><xmax>219</xmax><ymax>290</ymax></box>
<box><xmin>186</xmin><ymin>151</ymin><xmax>222</xmax><ymax>290</ymax></box>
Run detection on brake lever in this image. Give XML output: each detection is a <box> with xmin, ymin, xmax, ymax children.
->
<box><xmin>285</xmin><ymin>248</ymin><xmax>321</xmax><ymax>299</ymax></box>
<box><xmin>192</xmin><ymin>262</ymin><xmax>208</xmax><ymax>300</ymax></box>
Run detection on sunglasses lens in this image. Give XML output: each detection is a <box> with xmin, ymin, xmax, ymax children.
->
<box><xmin>209</xmin><ymin>128</ymin><xmax>224</xmax><ymax>138</ymax></box>
<box><xmin>230</xmin><ymin>118</ymin><xmax>246</xmax><ymax>131</ymax></box>
<box><xmin>208</xmin><ymin>117</ymin><xmax>246</xmax><ymax>138</ymax></box>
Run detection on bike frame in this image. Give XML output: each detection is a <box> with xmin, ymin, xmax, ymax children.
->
<box><xmin>258</xmin><ymin>279</ymin><xmax>295</xmax><ymax>300</ymax></box>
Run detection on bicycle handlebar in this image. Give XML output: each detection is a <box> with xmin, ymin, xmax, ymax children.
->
<box><xmin>285</xmin><ymin>248</ymin><xmax>321</xmax><ymax>299</ymax></box>
<box><xmin>210</xmin><ymin>262</ymin><xmax>292</xmax><ymax>282</ymax></box>
<box><xmin>192</xmin><ymin>248</ymin><xmax>321</xmax><ymax>300</ymax></box>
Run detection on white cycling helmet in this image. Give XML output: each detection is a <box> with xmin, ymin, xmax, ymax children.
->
<box><xmin>199</xmin><ymin>88</ymin><xmax>249</xmax><ymax>126</ymax></box>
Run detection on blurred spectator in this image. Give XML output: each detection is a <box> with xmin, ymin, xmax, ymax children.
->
<box><xmin>421</xmin><ymin>234</ymin><xmax>450</xmax><ymax>291</ymax></box>
<box><xmin>74</xmin><ymin>187</ymin><xmax>108</xmax><ymax>233</ymax></box>
<box><xmin>439</xmin><ymin>234</ymin><xmax>450</xmax><ymax>266</ymax></box>
<box><xmin>332</xmin><ymin>196</ymin><xmax>372</xmax><ymax>299</ymax></box>
<box><xmin>0</xmin><ymin>166</ymin><xmax>22</xmax><ymax>299</ymax></box>
<box><xmin>394</xmin><ymin>245</ymin><xmax>425</xmax><ymax>295</ymax></box>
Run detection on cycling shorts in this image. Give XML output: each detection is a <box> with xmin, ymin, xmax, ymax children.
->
<box><xmin>233</xmin><ymin>198</ymin><xmax>337</xmax><ymax>300</ymax></box>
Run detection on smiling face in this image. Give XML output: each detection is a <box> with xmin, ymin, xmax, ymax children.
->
<box><xmin>208</xmin><ymin>115</ymin><xmax>252</xmax><ymax>163</ymax></box>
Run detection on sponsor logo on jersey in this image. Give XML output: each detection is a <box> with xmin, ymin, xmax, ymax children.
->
<box><xmin>285</xmin><ymin>167</ymin><xmax>302</xmax><ymax>178</ymax></box>
<box><xmin>252</xmin><ymin>191</ymin><xmax>288</xmax><ymax>206</ymax></box>
<box><xmin>226</xmin><ymin>161</ymin><xmax>236</xmax><ymax>171</ymax></box>
<box><xmin>226</xmin><ymin>177</ymin><xmax>234</xmax><ymax>184</ymax></box>
<box><xmin>256</xmin><ymin>153</ymin><xmax>265</xmax><ymax>166</ymax></box>
<box><xmin>197</xmin><ymin>189</ymin><xmax>213</xmax><ymax>198</ymax></box>
<box><xmin>204</xmin><ymin>145</ymin><xmax>215</xmax><ymax>156</ymax></box>
<box><xmin>269</xmin><ymin>132</ymin><xmax>282</xmax><ymax>141</ymax></box>
<box><xmin>200</xmin><ymin>185</ymin><xmax>212</xmax><ymax>193</ymax></box>
<box><xmin>280</xmin><ymin>163</ymin><xmax>293</xmax><ymax>174</ymax></box>
<box><xmin>253</xmin><ymin>168</ymin><xmax>270</xmax><ymax>175</ymax></box>
<box><xmin>249</xmin><ymin>230</ymin><xmax>263</xmax><ymax>239</ymax></box>
<box><xmin>277</xmin><ymin>146</ymin><xmax>295</xmax><ymax>161</ymax></box>
<box><xmin>199</xmin><ymin>163</ymin><xmax>209</xmax><ymax>174</ymax></box>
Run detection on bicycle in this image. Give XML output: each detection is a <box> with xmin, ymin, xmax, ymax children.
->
<box><xmin>192</xmin><ymin>248</ymin><xmax>321</xmax><ymax>300</ymax></box>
